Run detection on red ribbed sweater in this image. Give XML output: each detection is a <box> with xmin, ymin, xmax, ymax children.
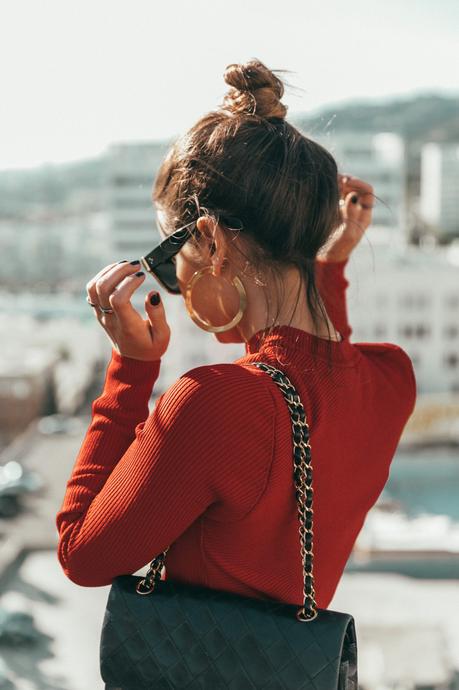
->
<box><xmin>56</xmin><ymin>258</ymin><xmax>416</xmax><ymax>608</ymax></box>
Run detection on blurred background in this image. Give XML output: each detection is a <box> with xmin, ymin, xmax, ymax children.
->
<box><xmin>0</xmin><ymin>0</ymin><xmax>458</xmax><ymax>688</ymax></box>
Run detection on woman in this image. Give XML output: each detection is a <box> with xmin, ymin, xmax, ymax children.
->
<box><xmin>56</xmin><ymin>60</ymin><xmax>416</xmax><ymax>613</ymax></box>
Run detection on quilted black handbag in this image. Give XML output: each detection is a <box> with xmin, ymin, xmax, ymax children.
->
<box><xmin>99</xmin><ymin>361</ymin><xmax>358</xmax><ymax>689</ymax></box>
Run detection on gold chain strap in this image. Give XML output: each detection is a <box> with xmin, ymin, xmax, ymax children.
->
<box><xmin>135</xmin><ymin>361</ymin><xmax>318</xmax><ymax>623</ymax></box>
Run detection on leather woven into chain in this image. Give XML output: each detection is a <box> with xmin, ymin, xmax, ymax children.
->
<box><xmin>136</xmin><ymin>361</ymin><xmax>318</xmax><ymax>622</ymax></box>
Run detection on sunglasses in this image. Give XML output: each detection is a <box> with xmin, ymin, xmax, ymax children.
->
<box><xmin>139</xmin><ymin>213</ymin><xmax>244</xmax><ymax>294</ymax></box>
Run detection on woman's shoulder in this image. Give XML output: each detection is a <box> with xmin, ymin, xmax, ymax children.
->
<box><xmin>155</xmin><ymin>361</ymin><xmax>277</xmax><ymax>425</ymax></box>
<box><xmin>355</xmin><ymin>341</ymin><xmax>417</xmax><ymax>411</ymax></box>
<box><xmin>355</xmin><ymin>340</ymin><xmax>415</xmax><ymax>370</ymax></box>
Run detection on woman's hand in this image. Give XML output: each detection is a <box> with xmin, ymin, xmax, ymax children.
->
<box><xmin>316</xmin><ymin>174</ymin><xmax>375</xmax><ymax>263</ymax></box>
<box><xmin>86</xmin><ymin>261</ymin><xmax>171</xmax><ymax>361</ymax></box>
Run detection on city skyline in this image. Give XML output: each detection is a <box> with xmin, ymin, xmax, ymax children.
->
<box><xmin>1</xmin><ymin>0</ymin><xmax>458</xmax><ymax>170</ymax></box>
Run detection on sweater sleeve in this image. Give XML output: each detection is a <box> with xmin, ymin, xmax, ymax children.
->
<box><xmin>55</xmin><ymin>352</ymin><xmax>275</xmax><ymax>587</ymax></box>
<box><xmin>314</xmin><ymin>257</ymin><xmax>352</xmax><ymax>341</ymax></box>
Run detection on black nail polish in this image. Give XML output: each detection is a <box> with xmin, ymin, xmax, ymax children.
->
<box><xmin>351</xmin><ymin>194</ymin><xmax>358</xmax><ymax>203</ymax></box>
<box><xmin>135</xmin><ymin>271</ymin><xmax>144</xmax><ymax>277</ymax></box>
<box><xmin>117</xmin><ymin>259</ymin><xmax>128</xmax><ymax>264</ymax></box>
<box><xmin>150</xmin><ymin>292</ymin><xmax>160</xmax><ymax>306</ymax></box>
<box><xmin>130</xmin><ymin>260</ymin><xmax>140</xmax><ymax>265</ymax></box>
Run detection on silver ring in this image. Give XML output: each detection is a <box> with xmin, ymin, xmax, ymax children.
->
<box><xmin>86</xmin><ymin>295</ymin><xmax>114</xmax><ymax>314</ymax></box>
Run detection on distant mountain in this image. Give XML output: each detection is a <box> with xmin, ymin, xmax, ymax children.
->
<box><xmin>293</xmin><ymin>93</ymin><xmax>459</xmax><ymax>143</ymax></box>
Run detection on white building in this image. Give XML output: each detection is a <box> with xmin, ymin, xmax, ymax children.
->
<box><xmin>108</xmin><ymin>141</ymin><xmax>172</xmax><ymax>258</ymax></box>
<box><xmin>346</xmin><ymin>236</ymin><xmax>459</xmax><ymax>394</ymax></box>
<box><xmin>312</xmin><ymin>130</ymin><xmax>406</xmax><ymax>235</ymax></box>
<box><xmin>420</xmin><ymin>141</ymin><xmax>459</xmax><ymax>239</ymax></box>
<box><xmin>0</xmin><ymin>211</ymin><xmax>111</xmax><ymax>291</ymax></box>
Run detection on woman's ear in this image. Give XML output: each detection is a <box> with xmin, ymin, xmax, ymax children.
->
<box><xmin>196</xmin><ymin>217</ymin><xmax>228</xmax><ymax>274</ymax></box>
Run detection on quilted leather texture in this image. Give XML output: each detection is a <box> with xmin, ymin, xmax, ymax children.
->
<box><xmin>100</xmin><ymin>575</ymin><xmax>358</xmax><ymax>689</ymax></box>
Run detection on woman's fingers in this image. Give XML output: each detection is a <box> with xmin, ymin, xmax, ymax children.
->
<box><xmin>144</xmin><ymin>291</ymin><xmax>171</xmax><ymax>351</ymax></box>
<box><xmin>84</xmin><ymin>260</ymin><xmax>171</xmax><ymax>362</ymax></box>
<box><xmin>344</xmin><ymin>190</ymin><xmax>372</xmax><ymax>236</ymax></box>
<box><xmin>342</xmin><ymin>191</ymin><xmax>362</xmax><ymax>227</ymax></box>
<box><xmin>341</xmin><ymin>174</ymin><xmax>373</xmax><ymax>194</ymax></box>
<box><xmin>339</xmin><ymin>174</ymin><xmax>375</xmax><ymax>207</ymax></box>
<box><xmin>339</xmin><ymin>174</ymin><xmax>374</xmax><ymax>222</ymax></box>
<box><xmin>86</xmin><ymin>262</ymin><xmax>120</xmax><ymax>306</ymax></box>
<box><xmin>338</xmin><ymin>173</ymin><xmax>349</xmax><ymax>198</ymax></box>
<box><xmin>108</xmin><ymin>271</ymin><xmax>146</xmax><ymax>321</ymax></box>
<box><xmin>320</xmin><ymin>173</ymin><xmax>375</xmax><ymax>262</ymax></box>
<box><xmin>358</xmin><ymin>190</ymin><xmax>375</xmax><ymax>210</ymax></box>
<box><xmin>94</xmin><ymin>262</ymin><xmax>143</xmax><ymax>309</ymax></box>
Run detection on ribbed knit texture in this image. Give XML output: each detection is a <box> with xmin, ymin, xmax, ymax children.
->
<box><xmin>56</xmin><ymin>258</ymin><xmax>416</xmax><ymax>609</ymax></box>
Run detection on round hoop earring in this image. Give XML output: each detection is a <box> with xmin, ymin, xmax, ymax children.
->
<box><xmin>184</xmin><ymin>265</ymin><xmax>247</xmax><ymax>333</ymax></box>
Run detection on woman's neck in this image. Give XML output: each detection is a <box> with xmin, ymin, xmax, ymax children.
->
<box><xmin>235</xmin><ymin>264</ymin><xmax>342</xmax><ymax>343</ymax></box>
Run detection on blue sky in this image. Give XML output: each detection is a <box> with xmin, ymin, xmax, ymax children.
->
<box><xmin>1</xmin><ymin>0</ymin><xmax>458</xmax><ymax>170</ymax></box>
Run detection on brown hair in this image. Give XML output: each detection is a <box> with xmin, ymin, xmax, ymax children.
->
<box><xmin>153</xmin><ymin>58</ymin><xmax>342</xmax><ymax>369</ymax></box>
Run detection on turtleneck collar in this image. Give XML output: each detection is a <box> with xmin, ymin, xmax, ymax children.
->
<box><xmin>244</xmin><ymin>324</ymin><xmax>361</xmax><ymax>367</ymax></box>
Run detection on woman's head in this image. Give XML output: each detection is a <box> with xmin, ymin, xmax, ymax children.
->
<box><xmin>153</xmin><ymin>58</ymin><xmax>342</xmax><ymax>358</ymax></box>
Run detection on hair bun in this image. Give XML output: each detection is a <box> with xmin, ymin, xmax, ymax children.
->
<box><xmin>222</xmin><ymin>59</ymin><xmax>287</xmax><ymax>120</ymax></box>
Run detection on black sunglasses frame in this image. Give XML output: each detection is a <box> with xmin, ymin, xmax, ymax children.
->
<box><xmin>139</xmin><ymin>214</ymin><xmax>244</xmax><ymax>295</ymax></box>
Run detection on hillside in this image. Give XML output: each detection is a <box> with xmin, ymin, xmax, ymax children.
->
<box><xmin>293</xmin><ymin>92</ymin><xmax>459</xmax><ymax>143</ymax></box>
